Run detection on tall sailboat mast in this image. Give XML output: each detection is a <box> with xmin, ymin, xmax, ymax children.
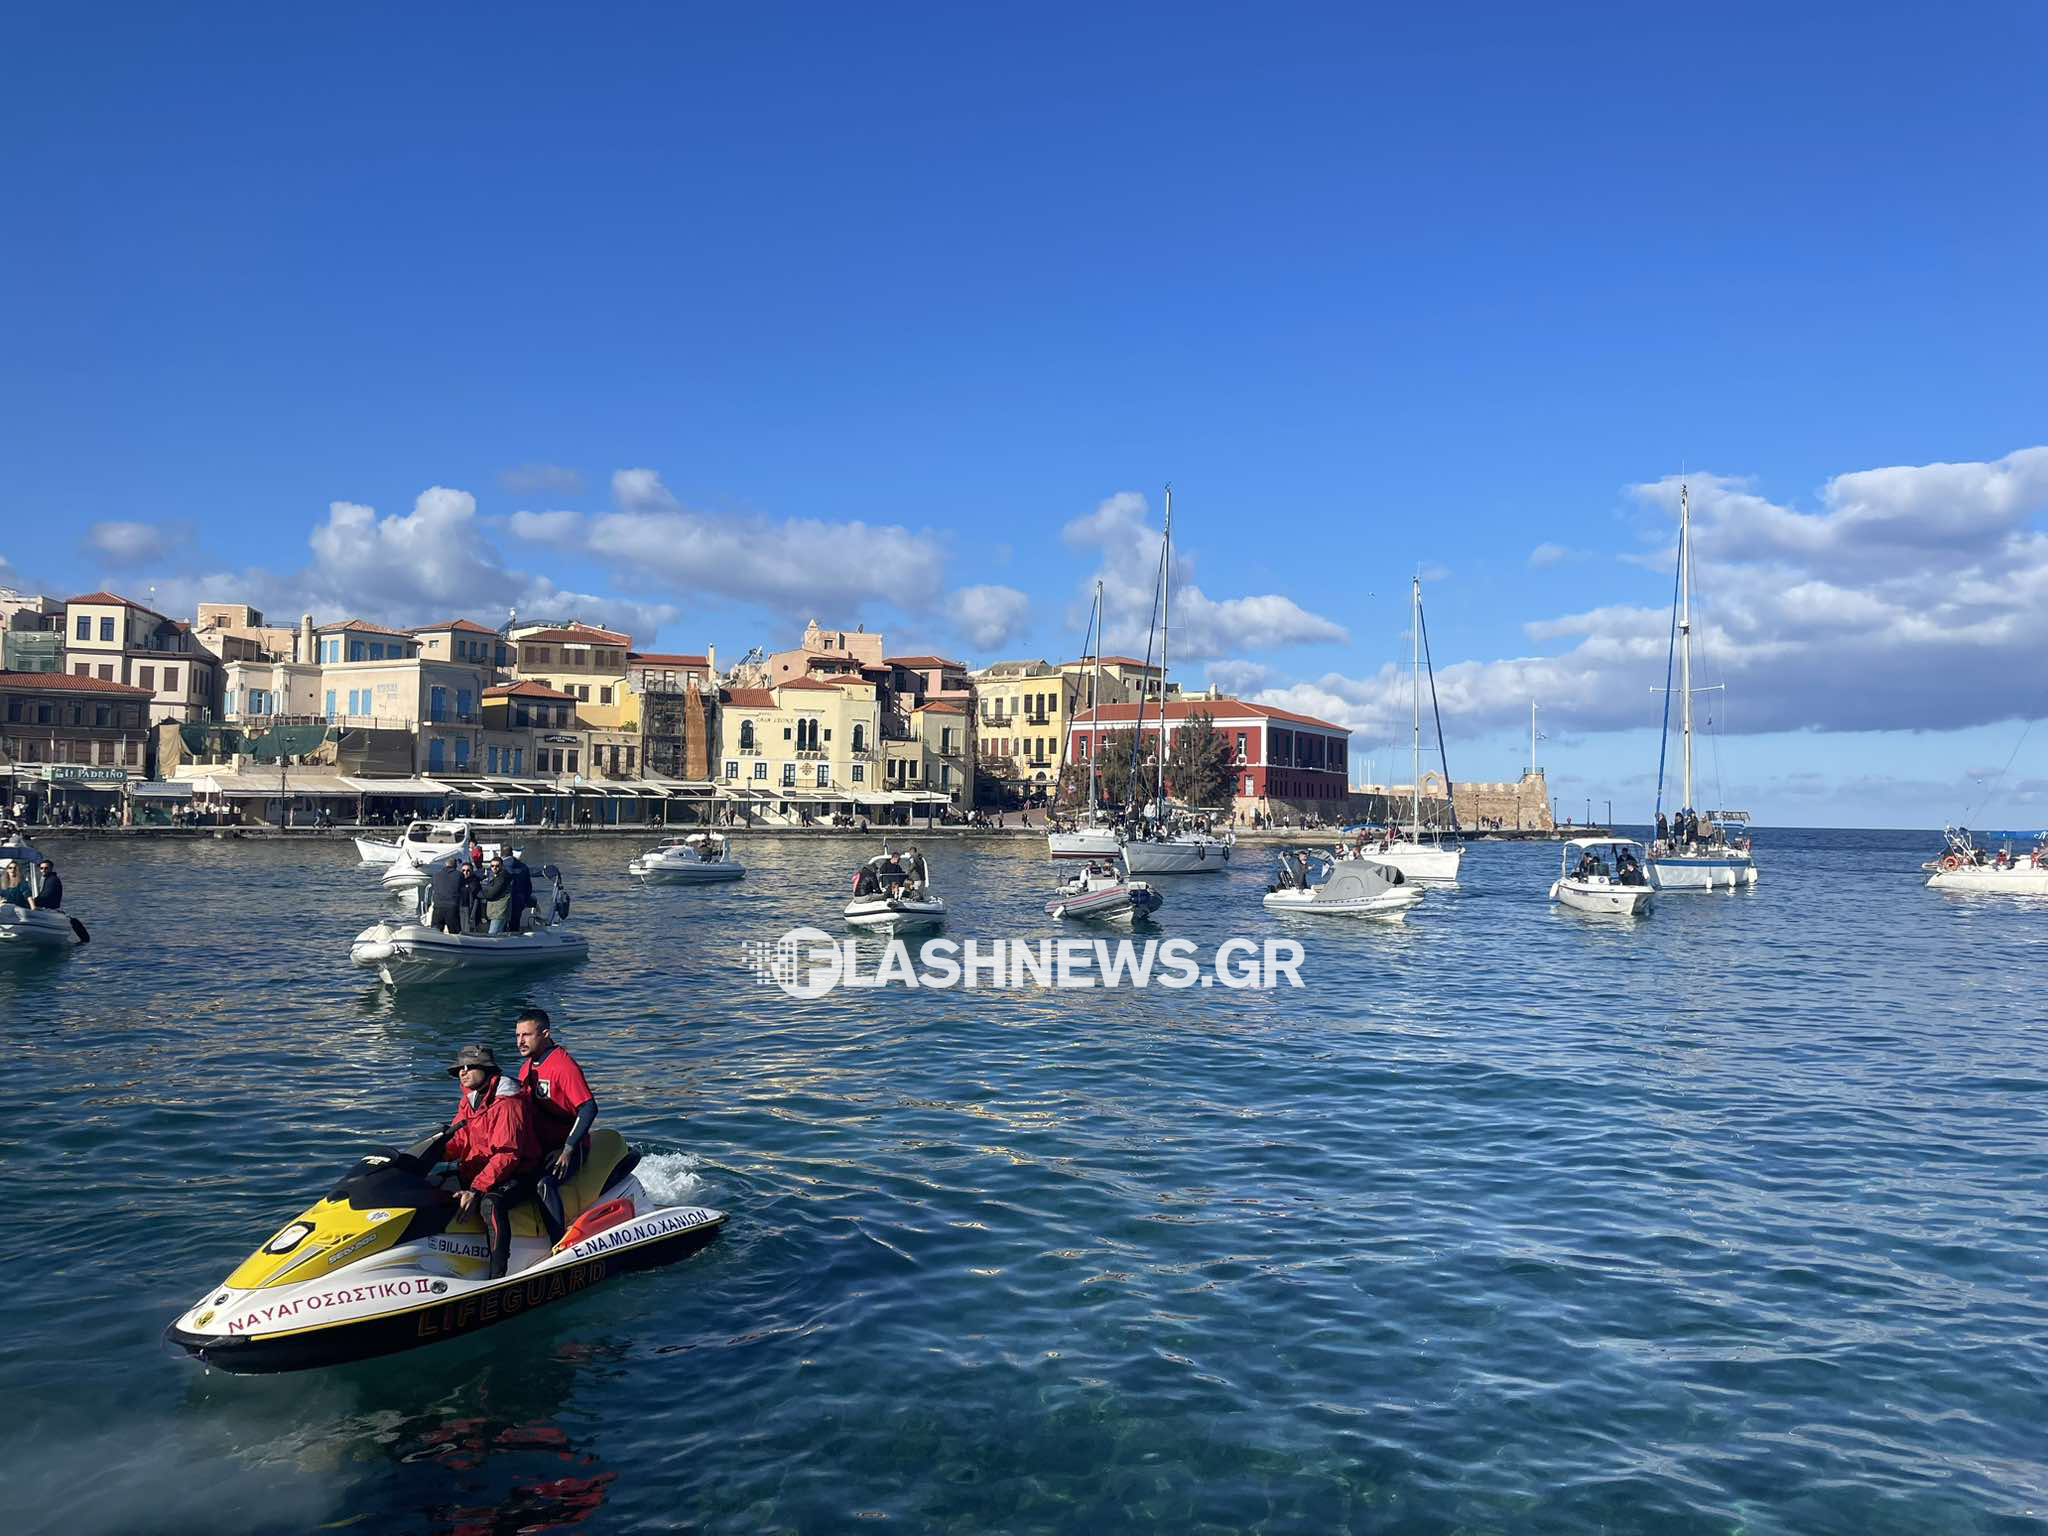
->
<box><xmin>1156</xmin><ymin>486</ymin><xmax>1171</xmax><ymax>811</ymax></box>
<box><xmin>1678</xmin><ymin>482</ymin><xmax>1693</xmax><ymax>811</ymax></box>
<box><xmin>1410</xmin><ymin>574</ymin><xmax>1422</xmax><ymax>835</ymax></box>
<box><xmin>1088</xmin><ymin>580</ymin><xmax>1103</xmax><ymax>816</ymax></box>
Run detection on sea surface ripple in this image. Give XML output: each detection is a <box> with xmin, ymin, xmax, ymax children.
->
<box><xmin>2</xmin><ymin>827</ymin><xmax>2043</xmax><ymax>1534</ymax></box>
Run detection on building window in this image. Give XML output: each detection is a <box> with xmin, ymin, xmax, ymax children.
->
<box><xmin>567</xmin><ymin>751</ymin><xmax>579</xmax><ymax>773</ymax></box>
<box><xmin>600</xmin><ymin>686</ymin><xmax>613</xmax><ymax>705</ymax></box>
<box><xmin>815</xmin><ymin>763</ymin><xmax>828</xmax><ymax>787</ymax></box>
<box><xmin>487</xmin><ymin>745</ymin><xmax>499</xmax><ymax>773</ymax></box>
<box><xmin>851</xmin><ymin>724</ymin><xmax>865</xmax><ymax>752</ymax></box>
<box><xmin>74</xmin><ymin>663</ymin><xmax>89</xmax><ymax>677</ymax></box>
<box><xmin>852</xmin><ymin>762</ymin><xmax>864</xmax><ymax>783</ymax></box>
<box><xmin>98</xmin><ymin>665</ymin><xmax>113</xmax><ymax>681</ymax></box>
<box><xmin>512</xmin><ymin>748</ymin><xmax>524</xmax><ymax>774</ymax></box>
<box><xmin>427</xmin><ymin>739</ymin><xmax>446</xmax><ymax>771</ymax></box>
<box><xmin>1235</xmin><ymin>733</ymin><xmax>1247</xmax><ymax>762</ymax></box>
<box><xmin>457</xmin><ymin>689</ymin><xmax>472</xmax><ymax>719</ymax></box>
<box><xmin>1243</xmin><ymin>774</ymin><xmax>1253</xmax><ymax>797</ymax></box>
<box><xmin>725</xmin><ymin>760</ymin><xmax>738</xmax><ymax>780</ymax></box>
<box><xmin>752</xmin><ymin>760</ymin><xmax>767</xmax><ymax>780</ymax></box>
<box><xmin>625</xmin><ymin>746</ymin><xmax>635</xmax><ymax>771</ymax></box>
<box><xmin>163</xmin><ymin>668</ymin><xmax>179</xmax><ymax>693</ymax></box>
<box><xmin>98</xmin><ymin>617</ymin><xmax>114</xmax><ymax>642</ymax></box>
<box><xmin>577</xmin><ymin>685</ymin><xmax>590</xmax><ymax>702</ymax></box>
<box><xmin>782</xmin><ymin>763</ymin><xmax>796</xmax><ymax>787</ymax></box>
<box><xmin>455</xmin><ymin>738</ymin><xmax>471</xmax><ymax>768</ymax></box>
<box><xmin>325</xmin><ymin>690</ymin><xmax>336</xmax><ymax>716</ymax></box>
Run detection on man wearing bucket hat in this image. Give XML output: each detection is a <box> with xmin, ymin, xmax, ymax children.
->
<box><xmin>430</xmin><ymin>1044</ymin><xmax>543</xmax><ymax>1280</ymax></box>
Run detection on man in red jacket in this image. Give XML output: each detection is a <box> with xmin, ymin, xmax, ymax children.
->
<box><xmin>434</xmin><ymin>1043</ymin><xmax>543</xmax><ymax>1279</ymax></box>
<box><xmin>513</xmin><ymin>1007</ymin><xmax>598</xmax><ymax>1247</ymax></box>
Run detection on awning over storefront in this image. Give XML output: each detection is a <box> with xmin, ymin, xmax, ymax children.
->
<box><xmin>339</xmin><ymin>777</ymin><xmax>459</xmax><ymax>797</ymax></box>
<box><xmin>129</xmin><ymin>781</ymin><xmax>196</xmax><ymax>800</ymax></box>
<box><xmin>187</xmin><ymin>771</ymin><xmax>356</xmax><ymax>798</ymax></box>
<box><xmin>644</xmin><ymin>779</ymin><xmax>717</xmax><ymax>797</ymax></box>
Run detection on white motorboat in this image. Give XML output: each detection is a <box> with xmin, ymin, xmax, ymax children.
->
<box><xmin>1341</xmin><ymin>831</ymin><xmax>1461</xmax><ymax>883</ymax></box>
<box><xmin>629</xmin><ymin>831</ymin><xmax>745</xmax><ymax>884</ymax></box>
<box><xmin>360</xmin><ymin>818</ymin><xmax>522</xmax><ymax>869</ymax></box>
<box><xmin>1647</xmin><ymin>484</ymin><xmax>1761</xmax><ymax>892</ymax></box>
<box><xmin>1924</xmin><ymin>826</ymin><xmax>2048</xmax><ymax>895</ymax></box>
<box><xmin>1549</xmin><ymin>838</ymin><xmax>1655</xmax><ymax>916</ymax></box>
<box><xmin>351</xmin><ymin>867</ymin><xmax>587</xmax><ymax>986</ymax></box>
<box><xmin>1263</xmin><ymin>849</ymin><xmax>1421</xmax><ymax>919</ymax></box>
<box><xmin>845</xmin><ymin>846</ymin><xmax>945</xmax><ymax>932</ymax></box>
<box><xmin>0</xmin><ymin>831</ymin><xmax>89</xmax><ymax>951</ymax></box>
<box><xmin>1045</xmin><ymin>857</ymin><xmax>1163</xmax><ymax>922</ymax></box>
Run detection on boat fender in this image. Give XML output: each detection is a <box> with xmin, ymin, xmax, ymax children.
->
<box><xmin>1940</xmin><ymin>854</ymin><xmax>1961</xmax><ymax>871</ymax></box>
<box><xmin>554</xmin><ymin>1195</ymin><xmax>636</xmax><ymax>1254</ymax></box>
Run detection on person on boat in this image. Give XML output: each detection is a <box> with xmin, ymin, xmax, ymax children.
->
<box><xmin>514</xmin><ymin>1007</ymin><xmax>598</xmax><ymax>1247</ymax></box>
<box><xmin>853</xmin><ymin>863</ymin><xmax>880</xmax><ymax>899</ymax></box>
<box><xmin>1655</xmin><ymin>812</ymin><xmax>1669</xmax><ymax>848</ymax></box>
<box><xmin>0</xmin><ymin>860</ymin><xmax>29</xmax><ymax>907</ymax></box>
<box><xmin>30</xmin><ymin>859</ymin><xmax>61</xmax><ymax>910</ymax></box>
<box><xmin>431</xmin><ymin>1044</ymin><xmax>543</xmax><ymax>1281</ymax></box>
<box><xmin>426</xmin><ymin>853</ymin><xmax>465</xmax><ymax>935</ymax></box>
<box><xmin>479</xmin><ymin>854</ymin><xmax>513</xmax><ymax>934</ymax></box>
<box><xmin>1615</xmin><ymin>848</ymin><xmax>1646</xmax><ymax>886</ymax></box>
<box><xmin>504</xmin><ymin>852</ymin><xmax>537</xmax><ymax>932</ymax></box>
<box><xmin>458</xmin><ymin>857</ymin><xmax>483</xmax><ymax>932</ymax></box>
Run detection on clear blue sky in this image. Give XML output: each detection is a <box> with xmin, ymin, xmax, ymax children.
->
<box><xmin>4</xmin><ymin>4</ymin><xmax>2045</xmax><ymax>827</ymax></box>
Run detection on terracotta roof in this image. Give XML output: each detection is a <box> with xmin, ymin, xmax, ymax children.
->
<box><xmin>485</xmin><ymin>680</ymin><xmax>575</xmax><ymax>700</ymax></box>
<box><xmin>720</xmin><ymin>688</ymin><xmax>776</xmax><ymax>708</ymax></box>
<box><xmin>315</xmin><ymin>618</ymin><xmax>415</xmax><ymax>639</ymax></box>
<box><xmin>885</xmin><ymin>654</ymin><xmax>964</xmax><ymax>669</ymax></box>
<box><xmin>66</xmin><ymin>590</ymin><xmax>167</xmax><ymax>621</ymax></box>
<box><xmin>0</xmin><ymin>670</ymin><xmax>153</xmax><ymax>696</ymax></box>
<box><xmin>1093</xmin><ymin>655</ymin><xmax>1158</xmax><ymax>670</ymax></box>
<box><xmin>518</xmin><ymin>624</ymin><xmax>630</xmax><ymax>645</ymax></box>
<box><xmin>914</xmin><ymin>699</ymin><xmax>965</xmax><ymax>714</ymax></box>
<box><xmin>410</xmin><ymin>619</ymin><xmax>500</xmax><ymax>636</ymax></box>
<box><xmin>819</xmin><ymin>675</ymin><xmax>876</xmax><ymax>689</ymax></box>
<box><xmin>628</xmin><ymin>652</ymin><xmax>709</xmax><ymax>667</ymax></box>
<box><xmin>777</xmin><ymin>676</ymin><xmax>840</xmax><ymax>693</ymax></box>
<box><xmin>1070</xmin><ymin>697</ymin><xmax>1348</xmax><ymax>733</ymax></box>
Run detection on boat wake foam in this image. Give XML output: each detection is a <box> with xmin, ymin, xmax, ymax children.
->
<box><xmin>635</xmin><ymin>1151</ymin><xmax>707</xmax><ymax>1205</ymax></box>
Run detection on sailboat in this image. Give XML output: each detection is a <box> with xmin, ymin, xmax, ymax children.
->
<box><xmin>1119</xmin><ymin>487</ymin><xmax>1233</xmax><ymax>875</ymax></box>
<box><xmin>1362</xmin><ymin>576</ymin><xmax>1463</xmax><ymax>883</ymax></box>
<box><xmin>1048</xmin><ymin>581</ymin><xmax>1122</xmax><ymax>862</ymax></box>
<box><xmin>1648</xmin><ymin>482</ymin><xmax>1758</xmax><ymax>891</ymax></box>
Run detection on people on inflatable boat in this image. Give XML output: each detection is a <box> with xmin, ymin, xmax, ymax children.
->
<box><xmin>514</xmin><ymin>1007</ymin><xmax>600</xmax><ymax>1247</ymax></box>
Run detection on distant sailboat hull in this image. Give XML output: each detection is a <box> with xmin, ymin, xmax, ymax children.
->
<box><xmin>1365</xmin><ymin>841</ymin><xmax>1463</xmax><ymax>883</ymax></box>
<box><xmin>1121</xmin><ymin>835</ymin><xmax>1232</xmax><ymax>874</ymax></box>
<box><xmin>1048</xmin><ymin>829</ymin><xmax>1121</xmax><ymax>861</ymax></box>
<box><xmin>1926</xmin><ymin>864</ymin><xmax>2048</xmax><ymax>895</ymax></box>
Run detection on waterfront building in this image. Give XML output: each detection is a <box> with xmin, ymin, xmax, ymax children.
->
<box><xmin>1</xmin><ymin>590</ymin><xmax>65</xmax><ymax>674</ymax></box>
<box><xmin>480</xmin><ymin>681</ymin><xmax>584</xmax><ymax>779</ymax></box>
<box><xmin>717</xmin><ymin>673</ymin><xmax>894</xmax><ymax>820</ymax></box>
<box><xmin>767</xmin><ymin>620</ymin><xmax>886</xmax><ymax>686</ymax></box>
<box><xmin>311</xmin><ymin>620</ymin><xmax>487</xmax><ymax>775</ymax></box>
<box><xmin>192</xmin><ymin>604</ymin><xmax>306</xmax><ymax>665</ymax></box>
<box><xmin>878</xmin><ymin>655</ymin><xmax>975</xmax><ymax>811</ymax></box>
<box><xmin>0</xmin><ymin>670</ymin><xmax>154</xmax><ymax>774</ymax></box>
<box><xmin>409</xmin><ymin>619</ymin><xmax>511</xmax><ymax>672</ymax></box>
<box><xmin>62</xmin><ymin>592</ymin><xmax>222</xmax><ymax>724</ymax></box>
<box><xmin>628</xmin><ymin>651</ymin><xmax>716</xmax><ymax>783</ymax></box>
<box><xmin>1068</xmin><ymin>694</ymin><xmax>1350</xmax><ymax>819</ymax></box>
<box><xmin>972</xmin><ymin>656</ymin><xmax>1163</xmax><ymax>803</ymax></box>
<box><xmin>510</xmin><ymin>622</ymin><xmax>637</xmax><ymax>779</ymax></box>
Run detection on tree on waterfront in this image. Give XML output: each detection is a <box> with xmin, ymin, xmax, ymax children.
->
<box><xmin>1052</xmin><ymin>760</ymin><xmax>1087</xmax><ymax>808</ymax></box>
<box><xmin>1165</xmin><ymin>710</ymin><xmax>1233</xmax><ymax>808</ymax></box>
<box><xmin>1096</xmin><ymin>729</ymin><xmax>1152</xmax><ymax>809</ymax></box>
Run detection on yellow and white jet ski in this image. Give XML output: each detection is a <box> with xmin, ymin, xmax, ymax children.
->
<box><xmin>166</xmin><ymin>1128</ymin><xmax>723</xmax><ymax>1373</ymax></box>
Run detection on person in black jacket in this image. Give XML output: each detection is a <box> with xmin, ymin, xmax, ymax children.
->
<box><xmin>504</xmin><ymin>854</ymin><xmax>536</xmax><ymax>932</ymax></box>
<box><xmin>31</xmin><ymin>859</ymin><xmax>61</xmax><ymax>911</ymax></box>
<box><xmin>426</xmin><ymin>854</ymin><xmax>464</xmax><ymax>934</ymax></box>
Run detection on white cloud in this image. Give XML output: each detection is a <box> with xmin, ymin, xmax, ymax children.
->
<box><xmin>507</xmin><ymin>509</ymin><xmax>584</xmax><ymax>546</ymax></box>
<box><xmin>1204</xmin><ymin>658</ymin><xmax>1277</xmax><ymax>696</ymax></box>
<box><xmin>499</xmin><ymin>462</ymin><xmax>584</xmax><ymax>497</ymax></box>
<box><xmin>1527</xmin><ymin>542</ymin><xmax>1576</xmax><ymax>568</ymax></box>
<box><xmin>584</xmin><ymin>468</ymin><xmax>947</xmax><ymax>614</ymax></box>
<box><xmin>87</xmin><ymin>520</ymin><xmax>176</xmax><ymax>567</ymax></box>
<box><xmin>306</xmin><ymin>489</ymin><xmax>509</xmax><ymax>618</ymax></box>
<box><xmin>946</xmin><ymin>584</ymin><xmax>1030</xmax><ymax>649</ymax></box>
<box><xmin>1060</xmin><ymin>490</ymin><xmax>1347</xmax><ymax>660</ymax></box>
<box><xmin>1255</xmin><ymin>445</ymin><xmax>2048</xmax><ymax>744</ymax></box>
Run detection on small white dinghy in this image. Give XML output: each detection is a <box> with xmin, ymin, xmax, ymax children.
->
<box><xmin>629</xmin><ymin>831</ymin><xmax>745</xmax><ymax>884</ymax></box>
<box><xmin>1549</xmin><ymin>837</ymin><xmax>1654</xmax><ymax>916</ymax></box>
<box><xmin>844</xmin><ymin>845</ymin><xmax>945</xmax><ymax>933</ymax></box>
<box><xmin>351</xmin><ymin>866</ymin><xmax>588</xmax><ymax>986</ymax></box>
<box><xmin>0</xmin><ymin>832</ymin><xmax>89</xmax><ymax>952</ymax></box>
<box><xmin>1263</xmin><ymin>848</ymin><xmax>1422</xmax><ymax>919</ymax></box>
<box><xmin>1045</xmin><ymin>856</ymin><xmax>1162</xmax><ymax>922</ymax></box>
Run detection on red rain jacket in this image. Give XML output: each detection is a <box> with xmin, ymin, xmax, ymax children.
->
<box><xmin>446</xmin><ymin>1073</ymin><xmax>542</xmax><ymax>1193</ymax></box>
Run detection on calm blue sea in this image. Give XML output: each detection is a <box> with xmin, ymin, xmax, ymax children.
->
<box><xmin>2</xmin><ymin>827</ymin><xmax>2044</xmax><ymax>1535</ymax></box>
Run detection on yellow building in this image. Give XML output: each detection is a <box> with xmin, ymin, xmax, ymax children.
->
<box><xmin>511</xmin><ymin>622</ymin><xmax>641</xmax><ymax>778</ymax></box>
<box><xmin>717</xmin><ymin>675</ymin><xmax>883</xmax><ymax>819</ymax></box>
<box><xmin>971</xmin><ymin>655</ymin><xmax>1164</xmax><ymax>801</ymax></box>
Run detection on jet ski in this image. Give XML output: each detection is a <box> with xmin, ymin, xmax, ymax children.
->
<box><xmin>1044</xmin><ymin>857</ymin><xmax>1163</xmax><ymax>922</ymax></box>
<box><xmin>0</xmin><ymin>831</ymin><xmax>89</xmax><ymax>951</ymax></box>
<box><xmin>166</xmin><ymin>1127</ymin><xmax>724</xmax><ymax>1373</ymax></box>
<box><xmin>351</xmin><ymin>867</ymin><xmax>588</xmax><ymax>986</ymax></box>
<box><xmin>844</xmin><ymin>845</ymin><xmax>944</xmax><ymax>932</ymax></box>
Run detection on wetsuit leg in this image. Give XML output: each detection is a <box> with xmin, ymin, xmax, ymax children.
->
<box><xmin>535</xmin><ymin>1140</ymin><xmax>587</xmax><ymax>1246</ymax></box>
<box><xmin>477</xmin><ymin>1189</ymin><xmax>513</xmax><ymax>1278</ymax></box>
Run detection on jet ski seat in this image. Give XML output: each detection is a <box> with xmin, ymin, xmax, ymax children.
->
<box><xmin>505</xmin><ymin>1127</ymin><xmax>636</xmax><ymax>1239</ymax></box>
